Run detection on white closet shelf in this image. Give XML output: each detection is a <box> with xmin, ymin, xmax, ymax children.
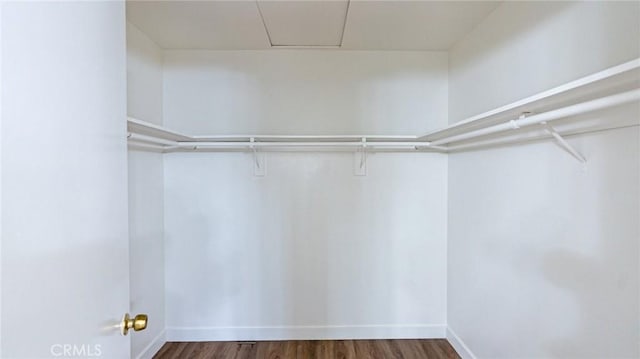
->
<box><xmin>419</xmin><ymin>58</ymin><xmax>640</xmax><ymax>143</ymax></box>
<box><xmin>127</xmin><ymin>118</ymin><xmax>437</xmax><ymax>152</ymax></box>
<box><xmin>127</xmin><ymin>117</ymin><xmax>192</xmax><ymax>142</ymax></box>
<box><xmin>128</xmin><ymin>58</ymin><xmax>640</xmax><ymax>155</ymax></box>
<box><xmin>127</xmin><ymin>119</ymin><xmax>418</xmax><ymax>143</ymax></box>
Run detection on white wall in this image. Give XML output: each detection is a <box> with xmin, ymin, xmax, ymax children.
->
<box><xmin>128</xmin><ymin>151</ymin><xmax>165</xmax><ymax>358</ymax></box>
<box><xmin>163</xmin><ymin>50</ymin><xmax>448</xmax><ymax>135</ymax></box>
<box><xmin>128</xmin><ymin>22</ymin><xmax>163</xmax><ymax>126</ymax></box>
<box><xmin>447</xmin><ymin>2</ymin><xmax>640</xmax><ymax>358</ymax></box>
<box><xmin>162</xmin><ymin>50</ymin><xmax>449</xmax><ymax>340</ymax></box>
<box><xmin>127</xmin><ymin>22</ymin><xmax>166</xmax><ymax>359</ymax></box>
<box><xmin>164</xmin><ymin>152</ymin><xmax>448</xmax><ymax>340</ymax></box>
<box><xmin>449</xmin><ymin>1</ymin><xmax>640</xmax><ymax>124</ymax></box>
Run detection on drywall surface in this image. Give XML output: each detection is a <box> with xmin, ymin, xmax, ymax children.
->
<box><xmin>448</xmin><ymin>127</ymin><xmax>639</xmax><ymax>358</ymax></box>
<box><xmin>449</xmin><ymin>1</ymin><xmax>640</xmax><ymax>124</ymax></box>
<box><xmin>447</xmin><ymin>2</ymin><xmax>640</xmax><ymax>358</ymax></box>
<box><xmin>127</xmin><ymin>22</ymin><xmax>163</xmax><ymax>125</ymax></box>
<box><xmin>128</xmin><ymin>151</ymin><xmax>165</xmax><ymax>358</ymax></box>
<box><xmin>162</xmin><ymin>50</ymin><xmax>449</xmax><ymax>340</ymax></box>
<box><xmin>164</xmin><ymin>152</ymin><xmax>448</xmax><ymax>340</ymax></box>
<box><xmin>127</xmin><ymin>22</ymin><xmax>166</xmax><ymax>359</ymax></box>
<box><xmin>128</xmin><ymin>22</ymin><xmax>163</xmax><ymax>126</ymax></box>
<box><xmin>163</xmin><ymin>50</ymin><xmax>448</xmax><ymax>135</ymax></box>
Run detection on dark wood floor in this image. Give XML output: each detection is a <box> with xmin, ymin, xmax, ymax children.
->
<box><xmin>153</xmin><ymin>339</ymin><xmax>460</xmax><ymax>359</ymax></box>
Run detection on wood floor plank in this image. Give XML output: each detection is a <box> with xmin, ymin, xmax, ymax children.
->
<box><xmin>334</xmin><ymin>340</ymin><xmax>356</xmax><ymax>359</ymax></box>
<box><xmin>294</xmin><ymin>340</ymin><xmax>314</xmax><ymax>359</ymax></box>
<box><xmin>253</xmin><ymin>341</ymin><xmax>270</xmax><ymax>359</ymax></box>
<box><xmin>435</xmin><ymin>339</ymin><xmax>461</xmax><ymax>359</ymax></box>
<box><xmin>314</xmin><ymin>340</ymin><xmax>334</xmax><ymax>359</ymax></box>
<box><xmin>153</xmin><ymin>342</ymin><xmax>177</xmax><ymax>358</ymax></box>
<box><xmin>176</xmin><ymin>342</ymin><xmax>200</xmax><ymax>358</ymax></box>
<box><xmin>152</xmin><ymin>342</ymin><xmax>174</xmax><ymax>358</ymax></box>
<box><xmin>388</xmin><ymin>339</ymin><xmax>424</xmax><ymax>359</ymax></box>
<box><xmin>420</xmin><ymin>339</ymin><xmax>461</xmax><ymax>359</ymax></box>
<box><xmin>201</xmin><ymin>342</ymin><xmax>219</xmax><ymax>358</ymax></box>
<box><xmin>381</xmin><ymin>339</ymin><xmax>404</xmax><ymax>359</ymax></box>
<box><xmin>283</xmin><ymin>341</ymin><xmax>298</xmax><ymax>359</ymax></box>
<box><xmin>266</xmin><ymin>341</ymin><xmax>288</xmax><ymax>359</ymax></box>
<box><xmin>220</xmin><ymin>342</ymin><xmax>242</xmax><ymax>359</ymax></box>
<box><xmin>420</xmin><ymin>340</ymin><xmax>441</xmax><ymax>359</ymax></box>
<box><xmin>235</xmin><ymin>342</ymin><xmax>257</xmax><ymax>359</ymax></box>
<box><xmin>165</xmin><ymin>341</ymin><xmax>190</xmax><ymax>358</ymax></box>
<box><xmin>353</xmin><ymin>340</ymin><xmax>384</xmax><ymax>359</ymax></box>
<box><xmin>153</xmin><ymin>339</ymin><xmax>460</xmax><ymax>359</ymax></box>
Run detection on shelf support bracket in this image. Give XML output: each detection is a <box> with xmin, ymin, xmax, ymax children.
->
<box><xmin>541</xmin><ymin>122</ymin><xmax>586</xmax><ymax>164</ymax></box>
<box><xmin>354</xmin><ymin>138</ymin><xmax>367</xmax><ymax>176</ymax></box>
<box><xmin>250</xmin><ymin>138</ymin><xmax>266</xmax><ymax>176</ymax></box>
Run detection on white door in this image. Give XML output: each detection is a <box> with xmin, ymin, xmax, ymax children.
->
<box><xmin>1</xmin><ymin>2</ymin><xmax>131</xmax><ymax>358</ymax></box>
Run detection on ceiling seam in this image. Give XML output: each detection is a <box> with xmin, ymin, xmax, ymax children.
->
<box><xmin>255</xmin><ymin>0</ymin><xmax>274</xmax><ymax>47</ymax></box>
<box><xmin>339</xmin><ymin>0</ymin><xmax>351</xmax><ymax>47</ymax></box>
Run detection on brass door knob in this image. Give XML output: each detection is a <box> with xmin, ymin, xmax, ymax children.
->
<box><xmin>121</xmin><ymin>313</ymin><xmax>148</xmax><ymax>336</ymax></box>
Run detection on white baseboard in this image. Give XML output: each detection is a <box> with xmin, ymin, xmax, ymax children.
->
<box><xmin>166</xmin><ymin>324</ymin><xmax>446</xmax><ymax>342</ymax></box>
<box><xmin>446</xmin><ymin>327</ymin><xmax>476</xmax><ymax>359</ymax></box>
<box><xmin>136</xmin><ymin>329</ymin><xmax>166</xmax><ymax>359</ymax></box>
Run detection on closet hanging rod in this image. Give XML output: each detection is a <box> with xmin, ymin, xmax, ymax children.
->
<box><xmin>190</xmin><ymin>135</ymin><xmax>419</xmax><ymax>140</ymax></box>
<box><xmin>430</xmin><ymin>88</ymin><xmax>640</xmax><ymax>146</ymax></box>
<box><xmin>418</xmin><ymin>57</ymin><xmax>640</xmax><ymax>141</ymax></box>
<box><xmin>445</xmin><ymin>123</ymin><xmax>640</xmax><ymax>152</ymax></box>
<box><xmin>127</xmin><ymin>142</ymin><xmax>166</xmax><ymax>152</ymax></box>
<box><xmin>127</xmin><ymin>133</ymin><xmax>445</xmax><ymax>150</ymax></box>
<box><xmin>174</xmin><ymin>141</ymin><xmax>435</xmax><ymax>148</ymax></box>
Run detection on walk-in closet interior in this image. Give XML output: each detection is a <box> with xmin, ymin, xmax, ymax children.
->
<box><xmin>1</xmin><ymin>1</ymin><xmax>639</xmax><ymax>358</ymax></box>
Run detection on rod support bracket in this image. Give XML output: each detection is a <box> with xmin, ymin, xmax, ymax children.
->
<box><xmin>510</xmin><ymin>112</ymin><xmax>532</xmax><ymax>129</ymax></box>
<box><xmin>354</xmin><ymin>137</ymin><xmax>367</xmax><ymax>176</ymax></box>
<box><xmin>541</xmin><ymin>122</ymin><xmax>587</xmax><ymax>164</ymax></box>
<box><xmin>250</xmin><ymin>138</ymin><xmax>266</xmax><ymax>176</ymax></box>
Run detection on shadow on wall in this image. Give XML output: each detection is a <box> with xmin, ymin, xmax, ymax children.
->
<box><xmin>447</xmin><ymin>103</ymin><xmax>640</xmax><ymax>155</ymax></box>
<box><xmin>275</xmin><ymin>155</ymin><xmax>332</xmax><ymax>329</ymax></box>
<box><xmin>253</xmin><ymin>152</ymin><xmax>399</xmax><ymax>330</ymax></box>
<box><xmin>163</xmin><ymin>151</ymin><xmax>444</xmax><ymax>335</ymax></box>
<box><xmin>450</xmin><ymin>1</ymin><xmax>575</xmax><ymax>71</ymax></box>
<box><xmin>447</xmin><ymin>125</ymin><xmax>639</xmax><ymax>359</ymax></box>
<box><xmin>540</xmin><ymin>130</ymin><xmax>639</xmax><ymax>358</ymax></box>
<box><xmin>163</xmin><ymin>50</ymin><xmax>446</xmax><ymax>136</ymax></box>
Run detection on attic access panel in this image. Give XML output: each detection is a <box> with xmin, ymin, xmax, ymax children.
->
<box><xmin>257</xmin><ymin>0</ymin><xmax>349</xmax><ymax>47</ymax></box>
